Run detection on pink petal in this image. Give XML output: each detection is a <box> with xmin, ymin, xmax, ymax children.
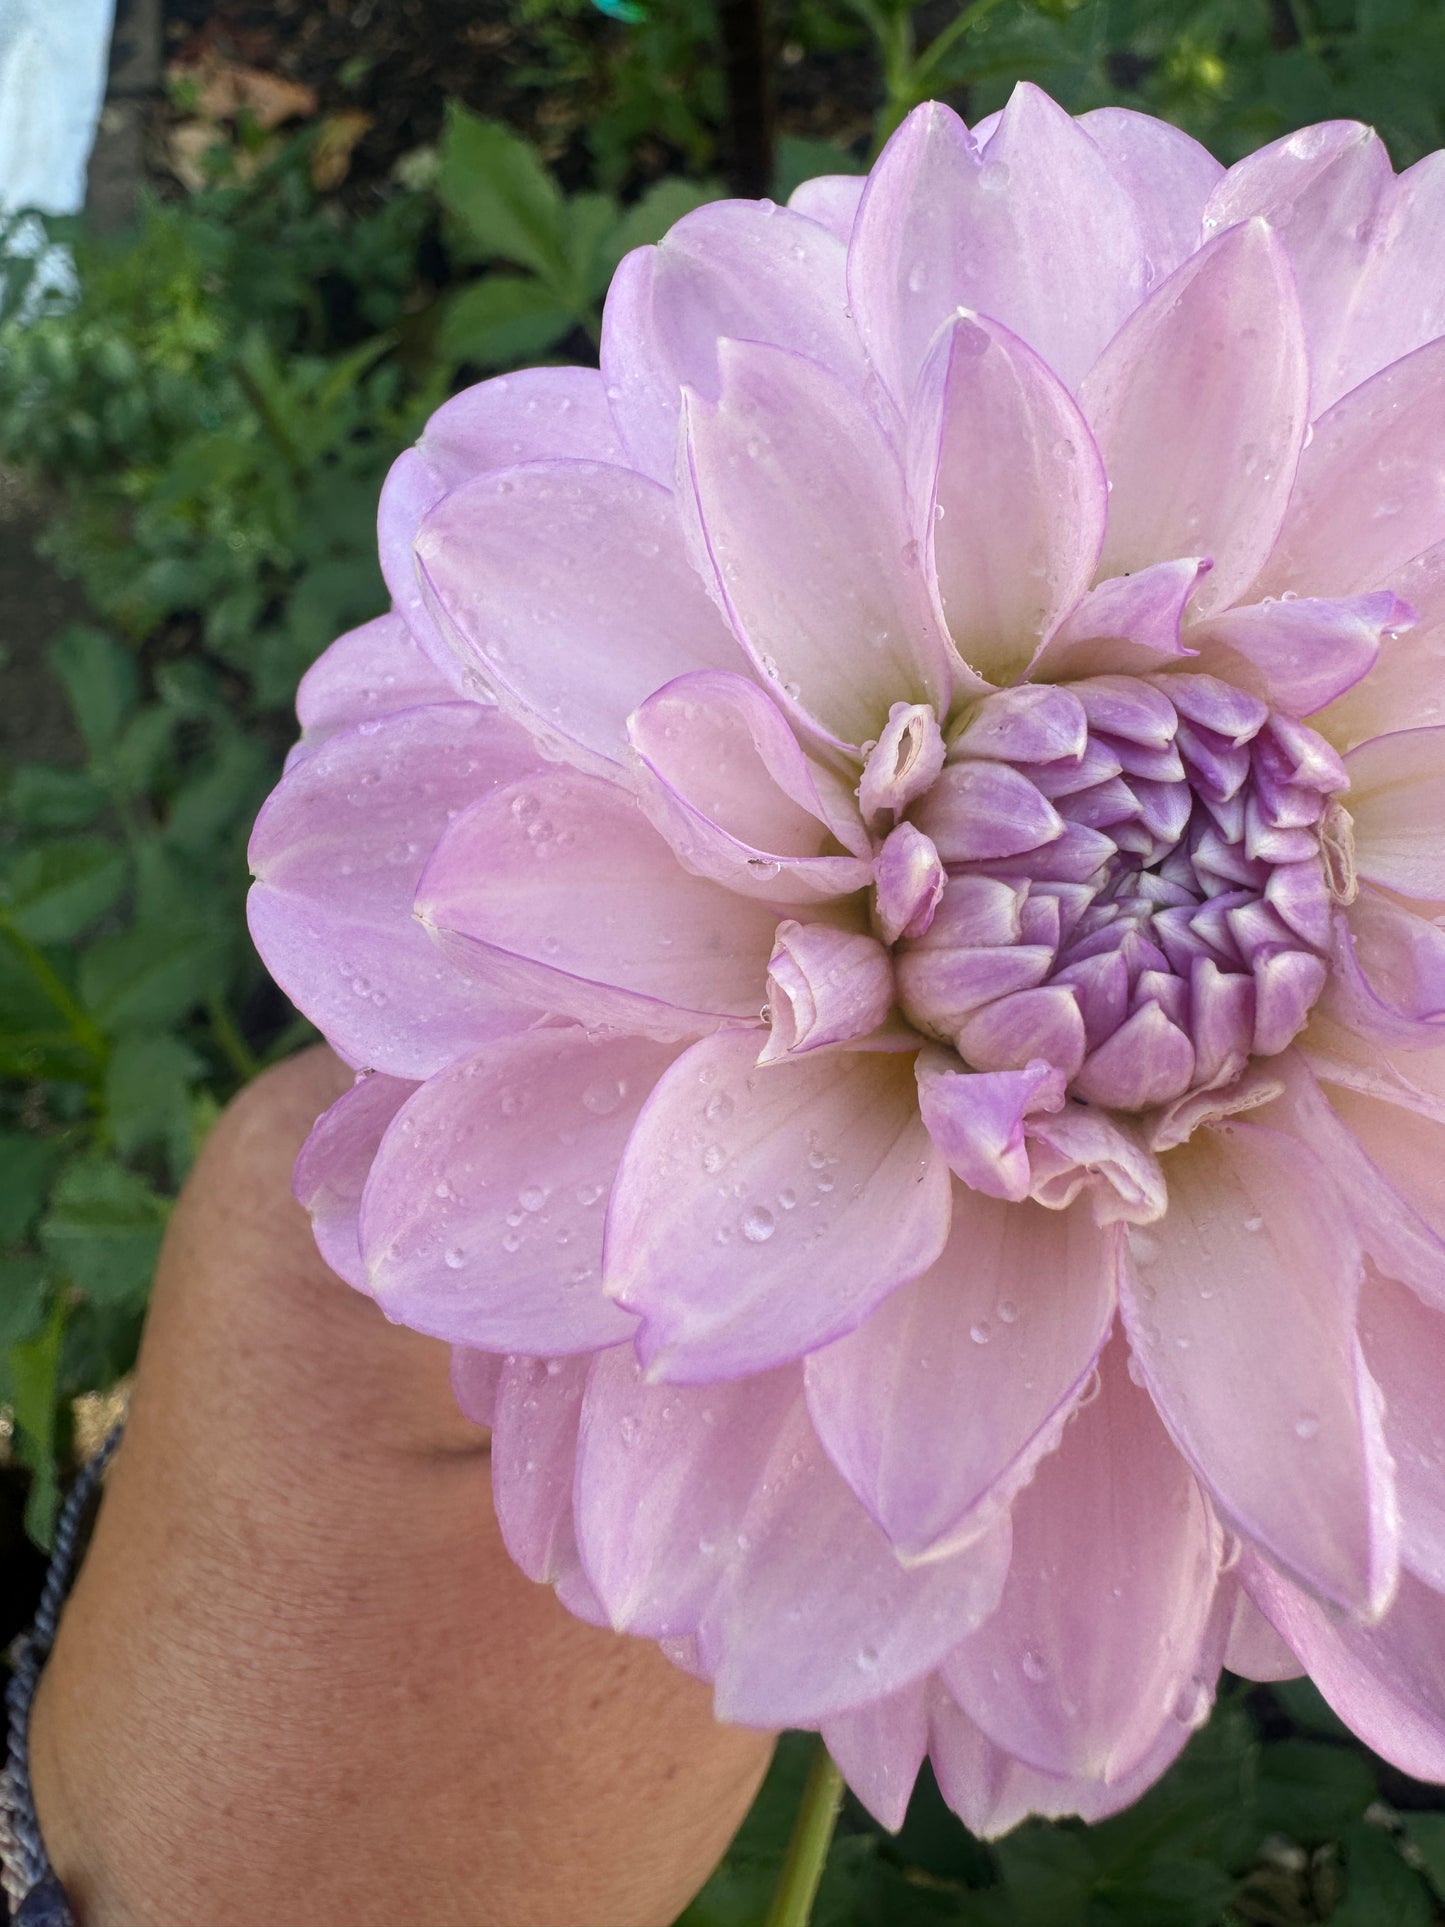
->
<box><xmin>821</xmin><ymin>1682</ymin><xmax>930</xmax><ymax>1831</ymax></box>
<box><xmin>1187</xmin><ymin>591</ymin><xmax>1408</xmax><ymax>718</ymax></box>
<box><xmin>450</xmin><ymin>1346</ymin><xmax>505</xmax><ymax>1429</ymax></box>
<box><xmin>857</xmin><ymin>703</ymin><xmax>947</xmax><ymax>828</ymax></box>
<box><xmin>1246</xmin><ymin>1557</ymin><xmax>1445</xmax><ymax>1782</ymax></box>
<box><xmin>918</xmin><ymin>311</ymin><xmax>1107</xmax><ymax>682</ymax></box>
<box><xmin>1077</xmin><ymin>107</ymin><xmax>1223</xmax><ymax>283</ymax></box>
<box><xmin>914</xmin><ymin>1052</ymin><xmax>1064</xmax><ymax>1202</ymax></box>
<box><xmin>627</xmin><ymin>672</ymin><xmax>870</xmax><ymax>904</ymax></box>
<box><xmin>1118</xmin><ymin>1119</ymin><xmax>1397</xmax><ymax>1616</ymax></box>
<box><xmin>294</xmin><ymin>612</ymin><xmax>461</xmax><ymax>750</ymax></box>
<box><xmin>574</xmin><ymin>1353</ymin><xmax>1011</xmax><ymax>1724</ymax></box>
<box><xmin>359</xmin><ymin>1029</ymin><xmax>681</xmax><ymax>1353</ymax></box>
<box><xmin>786</xmin><ymin>174</ymin><xmax>866</xmax><ymax>243</ymax></box>
<box><xmin>1031</xmin><ymin>558</ymin><xmax>1208</xmax><ymax>680</ymax></box>
<box><xmin>1202</xmin><ymin>122</ymin><xmax>1393</xmax><ymax>416</ymax></box>
<box><xmin>1081</xmin><ymin>220</ymin><xmax>1309</xmax><ymax>617</ymax></box>
<box><xmin>1314</xmin><ymin>540</ymin><xmax>1445</xmax><ymax>749</ymax></box>
<box><xmin>942</xmin><ymin>1335</ymin><xmax>1223</xmax><ymax>1781</ymax></box>
<box><xmin>377</xmin><ymin>367</ymin><xmax>625</xmax><ymax>673</ymax></box>
<box><xmin>292</xmin><ymin>1070</ymin><xmax>416</xmax><ymax>1289</ymax></box>
<box><xmin>1223</xmin><ymin>1588</ymin><xmax>1303</xmax><ymax>1681</ymax></box>
<box><xmin>1072</xmin><ymin>1000</ymin><xmax>1197</xmax><ymax>1111</ymax></box>
<box><xmin>247</xmin><ymin>704</ymin><xmax>542</xmax><ymax>1077</ymax></box>
<box><xmin>848</xmin><ymin>88</ymin><xmax>1145</xmax><ymax>404</ymax></box>
<box><xmin>804</xmin><ymin>1186</ymin><xmax>1115</xmax><ymax>1561</ymax></box>
<box><xmin>681</xmin><ymin>340</ymin><xmax>951</xmax><ymax>752</ymax></box>
<box><xmin>1358</xmin><ymin>1271</ymin><xmax>1445</xmax><ymax>1591</ymax></box>
<box><xmin>953</xmin><ymin>985</ymin><xmax>1088</xmax><ymax>1082</ymax></box>
<box><xmin>1026</xmin><ymin>1106</ymin><xmax>1168</xmax><ymax>1226</ymax></box>
<box><xmin>416</xmin><ymin>460</ymin><xmax>740</xmax><ymax>773</ymax></box>
<box><xmin>912</xmin><ymin>761</ymin><xmax>1063</xmax><ymax>862</ymax></box>
<box><xmin>1325</xmin><ymin>888</ymin><xmax>1445</xmax><ymax>1047</ymax></box>
<box><xmin>414</xmin><ymin>767</ymin><xmax>781</xmax><ymax>1040</ymax></box>
<box><xmin>1331</xmin><ymin>149</ymin><xmax>1445</xmax><ymax>404</ymax></box>
<box><xmin>1346</xmin><ymin>726</ymin><xmax>1445</xmax><ymax>900</ymax></box>
<box><xmin>873</xmin><ymin>823</ymin><xmax>946</xmax><ymax>945</ymax></box>
<box><xmin>1255</xmin><ymin>335</ymin><xmax>1445</xmax><ymax>601</ymax></box>
<box><xmin>491</xmin><ymin>1351</ymin><xmax>594</xmax><ymax>1589</ymax></box>
<box><xmin>759</xmin><ymin>921</ymin><xmax>895</xmax><ymax>1063</ymax></box>
<box><xmin>602</xmin><ymin>1030</ymin><xmax>951</xmax><ymax>1379</ymax></box>
<box><xmin>599</xmin><ymin>202</ymin><xmax>865</xmax><ymax>484</ymax></box>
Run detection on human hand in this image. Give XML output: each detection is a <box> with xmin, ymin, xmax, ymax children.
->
<box><xmin>27</xmin><ymin>1047</ymin><xmax>773</xmax><ymax>1926</ymax></box>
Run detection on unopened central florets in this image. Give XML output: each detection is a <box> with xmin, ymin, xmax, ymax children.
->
<box><xmin>868</xmin><ymin>676</ymin><xmax>1347</xmax><ymax>1113</ymax></box>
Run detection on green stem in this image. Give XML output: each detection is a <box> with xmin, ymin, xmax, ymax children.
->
<box><xmin>0</xmin><ymin>917</ymin><xmax>107</xmax><ymax>1065</ymax></box>
<box><xmin>910</xmin><ymin>0</ymin><xmax>1014</xmax><ymax>88</ymax></box>
<box><xmin>763</xmin><ymin>1739</ymin><xmax>845</xmax><ymax>1927</ymax></box>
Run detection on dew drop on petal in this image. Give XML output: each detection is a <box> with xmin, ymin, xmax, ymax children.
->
<box><xmin>444</xmin><ymin>1247</ymin><xmax>465</xmax><ymax>1270</ymax></box>
<box><xmin>1021</xmin><ymin>1649</ymin><xmax>1048</xmax><ymax>1683</ymax></box>
<box><xmin>1294</xmin><ymin>1412</ymin><xmax>1320</xmax><ymax>1441</ymax></box>
<box><xmin>742</xmin><ymin>1206</ymin><xmax>776</xmax><ymax>1244</ymax></box>
<box><xmin>582</xmin><ymin>1077</ymin><xmax>625</xmax><ymax>1116</ymax></box>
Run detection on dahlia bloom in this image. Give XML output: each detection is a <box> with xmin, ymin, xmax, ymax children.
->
<box><xmin>249</xmin><ymin>87</ymin><xmax>1445</xmax><ymax>1831</ymax></box>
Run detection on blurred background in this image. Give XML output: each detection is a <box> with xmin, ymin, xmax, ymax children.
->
<box><xmin>4</xmin><ymin>2</ymin><xmax>1445</xmax><ymax>1921</ymax></box>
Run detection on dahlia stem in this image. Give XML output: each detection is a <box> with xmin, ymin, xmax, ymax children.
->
<box><xmin>762</xmin><ymin>1738</ymin><xmax>845</xmax><ymax>1927</ymax></box>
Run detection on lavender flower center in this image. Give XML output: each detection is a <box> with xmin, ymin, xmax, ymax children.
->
<box><xmin>874</xmin><ymin>674</ymin><xmax>1351</xmax><ymax>1113</ymax></box>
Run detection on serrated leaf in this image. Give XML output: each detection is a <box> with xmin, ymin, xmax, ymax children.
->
<box><xmin>48</xmin><ymin>625</ymin><xmax>138</xmax><ymax>754</ymax></box>
<box><xmin>436</xmin><ymin>106</ymin><xmax>567</xmax><ymax>278</ymax></box>
<box><xmin>104</xmin><ymin>1033</ymin><xmax>203</xmax><ymax>1163</ymax></box>
<box><xmin>0</xmin><ymin>1134</ymin><xmax>65</xmax><ymax>1244</ymax></box>
<box><xmin>438</xmin><ymin>274</ymin><xmax>576</xmax><ymax>369</ymax></box>
<box><xmin>38</xmin><ymin>1155</ymin><xmax>168</xmax><ymax>1306</ymax></box>
<box><xmin>1</xmin><ymin>836</ymin><xmax>128</xmax><ymax>943</ymax></box>
<box><xmin>80</xmin><ymin>912</ymin><xmax>231</xmax><ymax>1034</ymax></box>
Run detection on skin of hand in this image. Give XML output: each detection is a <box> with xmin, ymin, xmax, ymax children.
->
<box><xmin>27</xmin><ymin>1047</ymin><xmax>774</xmax><ymax>1927</ymax></box>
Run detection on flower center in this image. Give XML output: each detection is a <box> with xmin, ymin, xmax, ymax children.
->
<box><xmin>873</xmin><ymin>675</ymin><xmax>1349</xmax><ymax>1113</ymax></box>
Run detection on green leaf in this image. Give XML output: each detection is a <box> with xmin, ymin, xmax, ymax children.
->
<box><xmin>1332</xmin><ymin>1821</ymin><xmax>1433</xmax><ymax>1927</ymax></box>
<box><xmin>438</xmin><ymin>274</ymin><xmax>577</xmax><ymax>369</ymax></box>
<box><xmin>1</xmin><ymin>836</ymin><xmax>128</xmax><ymax>943</ymax></box>
<box><xmin>0</xmin><ymin>1252</ymin><xmax>50</xmax><ymax>1348</ymax></box>
<box><xmin>38</xmin><ymin>1155</ymin><xmax>168</xmax><ymax>1307</ymax></box>
<box><xmin>1404</xmin><ymin>1812</ymin><xmax>1445</xmax><ymax>1899</ymax></box>
<box><xmin>0</xmin><ymin>1133</ymin><xmax>64</xmax><ymax>1244</ymax></box>
<box><xmin>436</xmin><ymin>106</ymin><xmax>567</xmax><ymax>278</ymax></box>
<box><xmin>1254</xmin><ymin>1739</ymin><xmax>1376</xmax><ymax>1843</ymax></box>
<box><xmin>9</xmin><ymin>1289</ymin><xmax>66</xmax><ymax>1545</ymax></box>
<box><xmin>6</xmin><ymin>764</ymin><xmax>108</xmax><ymax>831</ymax></box>
<box><xmin>104</xmin><ymin>1033</ymin><xmax>203</xmax><ymax>1164</ymax></box>
<box><xmin>80</xmin><ymin>915</ymin><xmax>231</xmax><ymax>1034</ymax></box>
<box><xmin>773</xmin><ymin>135</ymin><xmax>865</xmax><ymax>200</ymax></box>
<box><xmin>48</xmin><ymin>625</ymin><xmax>139</xmax><ymax>754</ymax></box>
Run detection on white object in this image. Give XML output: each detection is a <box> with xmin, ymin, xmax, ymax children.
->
<box><xmin>0</xmin><ymin>0</ymin><xmax>115</xmax><ymax>215</ymax></box>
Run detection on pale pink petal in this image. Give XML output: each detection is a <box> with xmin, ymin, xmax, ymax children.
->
<box><xmin>1081</xmin><ymin>220</ymin><xmax>1309</xmax><ymax>617</ymax></box>
<box><xmin>1331</xmin><ymin>150</ymin><xmax>1445</xmax><ymax>403</ymax></box>
<box><xmin>359</xmin><ymin>1029</ymin><xmax>681</xmax><ymax>1353</ymax></box>
<box><xmin>294</xmin><ymin>612</ymin><xmax>460</xmax><ymax>749</ymax></box>
<box><xmin>450</xmin><ymin>1347</ymin><xmax>505</xmax><ymax>1429</ymax></box>
<box><xmin>758</xmin><ymin>921</ymin><xmax>895</xmax><ymax>1063</ymax></box>
<box><xmin>1346</xmin><ymin>726</ymin><xmax>1445</xmax><ymax>900</ymax></box>
<box><xmin>1025</xmin><ymin>1107</ymin><xmax>1168</xmax><ymax>1226</ymax></box>
<box><xmin>1325</xmin><ymin>888</ymin><xmax>1445</xmax><ymax>1047</ymax></box>
<box><xmin>1202</xmin><ymin>122</ymin><xmax>1393</xmax><ymax>415</ymax></box>
<box><xmin>873</xmin><ymin>823</ymin><xmax>946</xmax><ymax>946</ymax></box>
<box><xmin>857</xmin><ymin>704</ymin><xmax>948</xmax><ymax>828</ymax></box>
<box><xmin>491</xmin><ymin>1351</ymin><xmax>594</xmax><ymax>1591</ymax></box>
<box><xmin>1255</xmin><ymin>335</ymin><xmax>1445</xmax><ymax>601</ymax></box>
<box><xmin>1223</xmin><ymin>1589</ymin><xmax>1303</xmax><ymax>1681</ymax></box>
<box><xmin>416</xmin><ymin>460</ymin><xmax>741</xmax><ymax>773</ymax></box>
<box><xmin>292</xmin><ymin>1070</ymin><xmax>416</xmax><ymax>1289</ymax></box>
<box><xmin>681</xmin><ymin>340</ymin><xmax>952</xmax><ymax>751</ymax></box>
<box><xmin>1315</xmin><ymin>540</ymin><xmax>1445</xmax><ymax>748</ymax></box>
<box><xmin>942</xmin><ymin>1335</ymin><xmax>1223</xmax><ymax>1781</ymax></box>
<box><xmin>414</xmin><ymin>768</ymin><xmax>781</xmax><ymax>1040</ymax></box>
<box><xmin>627</xmin><ymin>671</ymin><xmax>870</xmax><ymax>904</ymax></box>
<box><xmin>804</xmin><ymin>1187</ymin><xmax>1114</xmax><ymax>1561</ymax></box>
<box><xmin>247</xmin><ymin>704</ymin><xmax>541</xmax><ymax>1077</ymax></box>
<box><xmin>1118</xmin><ymin>1119</ymin><xmax>1397</xmax><ymax>1616</ymax></box>
<box><xmin>1186</xmin><ymin>591</ymin><xmax>1408</xmax><ymax>717</ymax></box>
<box><xmin>914</xmin><ymin>1052</ymin><xmax>1064</xmax><ymax>1202</ymax></box>
<box><xmin>848</xmin><ymin>87</ymin><xmax>1145</xmax><ymax>405</ymax></box>
<box><xmin>1077</xmin><ymin>107</ymin><xmax>1223</xmax><ymax>282</ymax></box>
<box><xmin>574</xmin><ymin>1353</ymin><xmax>1011</xmax><ymax>1724</ymax></box>
<box><xmin>1246</xmin><ymin>1557</ymin><xmax>1445</xmax><ymax>1783</ymax></box>
<box><xmin>918</xmin><ymin>311</ymin><xmax>1108</xmax><ymax>683</ymax></box>
<box><xmin>1358</xmin><ymin>1271</ymin><xmax>1445</xmax><ymax>1591</ymax></box>
<box><xmin>600</xmin><ymin>202</ymin><xmax>865</xmax><ymax>483</ymax></box>
<box><xmin>820</xmin><ymin>1682</ymin><xmax>930</xmax><ymax>1831</ymax></box>
<box><xmin>602</xmin><ymin>1030</ymin><xmax>951</xmax><ymax>1379</ymax></box>
<box><xmin>786</xmin><ymin>175</ymin><xmax>866</xmax><ymax>241</ymax></box>
<box><xmin>378</xmin><ymin>367</ymin><xmax>625</xmax><ymax>672</ymax></box>
<box><xmin>1030</xmin><ymin>558</ymin><xmax>1209</xmax><ymax>681</ymax></box>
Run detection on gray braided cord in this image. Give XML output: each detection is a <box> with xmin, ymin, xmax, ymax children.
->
<box><xmin>1</xmin><ymin>1422</ymin><xmax>124</xmax><ymax>1927</ymax></box>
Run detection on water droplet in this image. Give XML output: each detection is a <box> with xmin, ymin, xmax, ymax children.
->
<box><xmin>778</xmin><ymin>1187</ymin><xmax>797</xmax><ymax>1211</ymax></box>
<box><xmin>704</xmin><ymin>1090</ymin><xmax>735</xmax><ymax>1124</ymax></box>
<box><xmin>576</xmin><ymin>1180</ymin><xmax>604</xmax><ymax>1208</ymax></box>
<box><xmin>1171</xmin><ymin>1675</ymin><xmax>1211</xmax><ymax>1728</ymax></box>
<box><xmin>519</xmin><ymin>1185</ymin><xmax>547</xmax><ymax>1213</ymax></box>
<box><xmin>996</xmin><ymin>1298</ymin><xmax>1019</xmax><ymax>1325</ymax></box>
<box><xmin>499</xmin><ymin>1085</ymin><xmax>528</xmax><ymax>1117</ymax></box>
<box><xmin>742</xmin><ymin>1206</ymin><xmax>776</xmax><ymax>1244</ymax></box>
<box><xmin>969</xmin><ymin>1321</ymin><xmax>991</xmax><ymax>1346</ymax></box>
<box><xmin>545</xmin><ymin>1358</ymin><xmax>563</xmax><ymax>1376</ymax></box>
<box><xmin>1021</xmin><ymin>1649</ymin><xmax>1048</xmax><ymax>1683</ymax></box>
<box><xmin>619</xmin><ymin>1416</ymin><xmax>640</xmax><ymax>1445</ymax></box>
<box><xmin>444</xmin><ymin>1246</ymin><xmax>466</xmax><ymax>1270</ymax></box>
<box><xmin>856</xmin><ymin>1646</ymin><xmax>880</xmax><ymax>1673</ymax></box>
<box><xmin>1131</xmin><ymin>1231</ymin><xmax>1162</xmax><ymax>1265</ymax></box>
<box><xmin>1293</xmin><ymin>1412</ymin><xmax>1320</xmax><ymax>1441</ymax></box>
<box><xmin>501</xmin><ymin>1230</ymin><xmax>522</xmax><ymax>1254</ymax></box>
<box><xmin>702</xmin><ymin>1144</ymin><xmax>726</xmax><ymax>1175</ymax></box>
<box><xmin>1243</xmin><ymin>1214</ymin><xmax>1264</xmax><ymax>1233</ymax></box>
<box><xmin>582</xmin><ymin>1077</ymin><xmax>625</xmax><ymax>1116</ymax></box>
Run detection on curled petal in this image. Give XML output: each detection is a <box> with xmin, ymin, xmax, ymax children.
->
<box><xmin>805</xmin><ymin>1185</ymin><xmax>1115</xmax><ymax>1562</ymax></box>
<box><xmin>914</xmin><ymin>1050</ymin><xmax>1064</xmax><ymax>1202</ymax></box>
<box><xmin>857</xmin><ymin>703</ymin><xmax>947</xmax><ymax>829</ymax></box>
<box><xmin>415</xmin><ymin>768</ymin><xmax>782</xmax><ymax>1041</ymax></box>
<box><xmin>628</xmin><ymin>671</ymin><xmax>870</xmax><ymax>904</ymax></box>
<box><xmin>955</xmin><ymin>986</ymin><xmax>1089</xmax><ymax>1083</ymax></box>
<box><xmin>942</xmin><ymin>1335</ymin><xmax>1223</xmax><ymax>1782</ymax></box>
<box><xmin>602</xmin><ymin>1030</ymin><xmax>951</xmax><ymax>1379</ymax></box>
<box><xmin>1031</xmin><ymin>559</ymin><xmax>1208</xmax><ymax>681</ymax></box>
<box><xmin>913</xmin><ymin>761</ymin><xmax>1063</xmax><ymax>862</ymax></box>
<box><xmin>1119</xmin><ymin>1119</ymin><xmax>1397</xmax><ymax>1617</ymax></box>
<box><xmin>360</xmin><ymin>1029</ymin><xmax>679</xmax><ymax>1353</ymax></box>
<box><xmin>951</xmin><ymin>684</ymin><xmax>1089</xmax><ymax>765</ymax></box>
<box><xmin>1072</xmin><ymin>1000</ymin><xmax>1197</xmax><ymax>1111</ymax></box>
<box><xmin>681</xmin><ymin>340</ymin><xmax>952</xmax><ymax>752</ymax></box>
<box><xmin>760</xmin><ymin>921</ymin><xmax>895</xmax><ymax>1064</ymax></box>
<box><xmin>1082</xmin><ymin>220</ymin><xmax>1309</xmax><ymax>617</ymax></box>
<box><xmin>1025</xmin><ymin>1105</ymin><xmax>1168</xmax><ymax>1226</ymax></box>
<box><xmin>1187</xmin><ymin>591</ymin><xmax>1410</xmax><ymax>719</ymax></box>
<box><xmin>248</xmin><ymin>704</ymin><xmax>541</xmax><ymax>1077</ymax></box>
<box><xmin>872</xmin><ymin>823</ymin><xmax>945</xmax><ymax>945</ymax></box>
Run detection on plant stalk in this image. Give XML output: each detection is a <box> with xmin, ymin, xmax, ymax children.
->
<box><xmin>762</xmin><ymin>1738</ymin><xmax>845</xmax><ymax>1927</ymax></box>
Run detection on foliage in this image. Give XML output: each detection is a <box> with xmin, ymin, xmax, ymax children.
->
<box><xmin>5</xmin><ymin>0</ymin><xmax>1445</xmax><ymax>1915</ymax></box>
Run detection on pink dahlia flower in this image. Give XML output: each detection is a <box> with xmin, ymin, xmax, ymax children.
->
<box><xmin>249</xmin><ymin>86</ymin><xmax>1445</xmax><ymax>1830</ymax></box>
